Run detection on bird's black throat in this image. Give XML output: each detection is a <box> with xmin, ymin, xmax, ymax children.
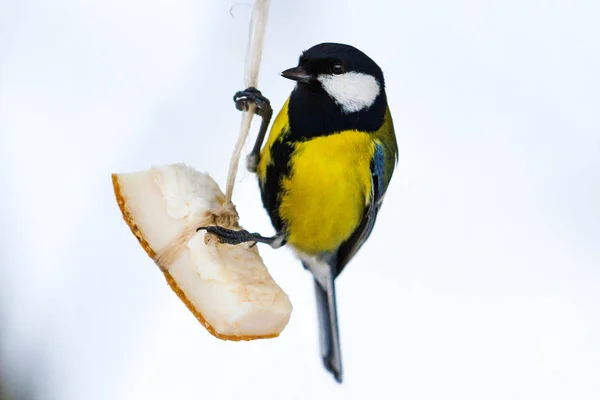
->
<box><xmin>287</xmin><ymin>83</ymin><xmax>387</xmax><ymax>140</ymax></box>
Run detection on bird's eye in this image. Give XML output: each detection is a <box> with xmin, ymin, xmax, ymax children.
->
<box><xmin>331</xmin><ymin>64</ymin><xmax>345</xmax><ymax>75</ymax></box>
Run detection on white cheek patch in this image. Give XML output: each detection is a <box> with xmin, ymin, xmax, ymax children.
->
<box><xmin>318</xmin><ymin>72</ymin><xmax>381</xmax><ymax>113</ymax></box>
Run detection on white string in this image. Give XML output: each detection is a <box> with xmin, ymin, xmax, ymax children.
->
<box><xmin>225</xmin><ymin>0</ymin><xmax>271</xmax><ymax>202</ymax></box>
<box><xmin>154</xmin><ymin>2</ymin><xmax>271</xmax><ymax>270</ymax></box>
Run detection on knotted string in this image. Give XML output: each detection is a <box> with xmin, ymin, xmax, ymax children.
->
<box><xmin>154</xmin><ymin>202</ymin><xmax>241</xmax><ymax>271</ymax></box>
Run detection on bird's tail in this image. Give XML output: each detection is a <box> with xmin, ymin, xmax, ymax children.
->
<box><xmin>313</xmin><ymin>268</ymin><xmax>343</xmax><ymax>383</ymax></box>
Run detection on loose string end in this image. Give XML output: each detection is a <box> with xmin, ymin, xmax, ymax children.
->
<box><xmin>224</xmin><ymin>0</ymin><xmax>271</xmax><ymax>204</ymax></box>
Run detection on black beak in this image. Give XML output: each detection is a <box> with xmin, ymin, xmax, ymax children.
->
<box><xmin>280</xmin><ymin>66</ymin><xmax>313</xmax><ymax>83</ymax></box>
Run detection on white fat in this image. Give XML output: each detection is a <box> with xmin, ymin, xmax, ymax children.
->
<box><xmin>318</xmin><ymin>71</ymin><xmax>380</xmax><ymax>113</ymax></box>
<box><xmin>151</xmin><ymin>163</ymin><xmax>222</xmax><ymax>222</ymax></box>
<box><xmin>117</xmin><ymin>164</ymin><xmax>293</xmax><ymax>337</ymax></box>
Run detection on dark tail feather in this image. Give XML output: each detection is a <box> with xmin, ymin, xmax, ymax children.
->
<box><xmin>313</xmin><ymin>272</ymin><xmax>343</xmax><ymax>383</ymax></box>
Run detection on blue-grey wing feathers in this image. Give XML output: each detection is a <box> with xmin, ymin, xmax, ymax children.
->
<box><xmin>335</xmin><ymin>143</ymin><xmax>386</xmax><ymax>275</ymax></box>
<box><xmin>307</xmin><ymin>143</ymin><xmax>387</xmax><ymax>384</ymax></box>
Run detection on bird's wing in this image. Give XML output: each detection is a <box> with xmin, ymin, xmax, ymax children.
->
<box><xmin>335</xmin><ymin>142</ymin><xmax>386</xmax><ymax>277</ymax></box>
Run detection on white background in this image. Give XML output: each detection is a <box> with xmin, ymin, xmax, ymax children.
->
<box><xmin>1</xmin><ymin>0</ymin><xmax>599</xmax><ymax>399</ymax></box>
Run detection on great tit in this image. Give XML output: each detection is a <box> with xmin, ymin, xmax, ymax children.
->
<box><xmin>203</xmin><ymin>42</ymin><xmax>398</xmax><ymax>383</ymax></box>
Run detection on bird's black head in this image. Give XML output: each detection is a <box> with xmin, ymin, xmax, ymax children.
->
<box><xmin>282</xmin><ymin>43</ymin><xmax>386</xmax><ymax>114</ymax></box>
<box><xmin>282</xmin><ymin>43</ymin><xmax>388</xmax><ymax>137</ymax></box>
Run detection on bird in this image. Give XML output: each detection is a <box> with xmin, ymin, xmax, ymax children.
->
<box><xmin>201</xmin><ymin>42</ymin><xmax>398</xmax><ymax>383</ymax></box>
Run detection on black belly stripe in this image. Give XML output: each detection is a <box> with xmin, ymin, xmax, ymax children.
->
<box><xmin>260</xmin><ymin>135</ymin><xmax>294</xmax><ymax>233</ymax></box>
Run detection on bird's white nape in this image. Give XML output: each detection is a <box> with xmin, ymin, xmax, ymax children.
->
<box><xmin>318</xmin><ymin>72</ymin><xmax>381</xmax><ymax>113</ymax></box>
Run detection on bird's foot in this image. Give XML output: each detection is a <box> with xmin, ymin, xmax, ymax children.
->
<box><xmin>233</xmin><ymin>87</ymin><xmax>272</xmax><ymax>118</ymax></box>
<box><xmin>233</xmin><ymin>87</ymin><xmax>273</xmax><ymax>174</ymax></box>
<box><xmin>198</xmin><ymin>226</ymin><xmax>286</xmax><ymax>249</ymax></box>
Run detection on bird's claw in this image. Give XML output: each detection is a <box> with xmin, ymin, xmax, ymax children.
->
<box><xmin>198</xmin><ymin>225</ymin><xmax>285</xmax><ymax>249</ymax></box>
<box><xmin>199</xmin><ymin>226</ymin><xmax>257</xmax><ymax>246</ymax></box>
<box><xmin>233</xmin><ymin>87</ymin><xmax>272</xmax><ymax>174</ymax></box>
<box><xmin>233</xmin><ymin>87</ymin><xmax>272</xmax><ymax>118</ymax></box>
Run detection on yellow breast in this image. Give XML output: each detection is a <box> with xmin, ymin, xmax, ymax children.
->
<box><xmin>279</xmin><ymin>130</ymin><xmax>374</xmax><ymax>255</ymax></box>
